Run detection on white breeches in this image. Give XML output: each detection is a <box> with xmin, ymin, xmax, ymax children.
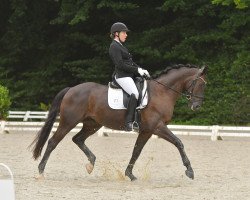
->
<box><xmin>115</xmin><ymin>77</ymin><xmax>139</xmax><ymax>99</ymax></box>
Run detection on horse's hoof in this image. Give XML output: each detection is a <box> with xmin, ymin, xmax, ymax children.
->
<box><xmin>125</xmin><ymin>172</ymin><xmax>137</xmax><ymax>181</ymax></box>
<box><xmin>130</xmin><ymin>176</ymin><xmax>137</xmax><ymax>181</ymax></box>
<box><xmin>185</xmin><ymin>169</ymin><xmax>194</xmax><ymax>180</ymax></box>
<box><xmin>86</xmin><ymin>163</ymin><xmax>94</xmax><ymax>174</ymax></box>
<box><xmin>35</xmin><ymin>174</ymin><xmax>45</xmax><ymax>180</ymax></box>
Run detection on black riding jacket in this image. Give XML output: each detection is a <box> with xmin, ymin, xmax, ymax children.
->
<box><xmin>109</xmin><ymin>40</ymin><xmax>140</xmax><ymax>78</ymax></box>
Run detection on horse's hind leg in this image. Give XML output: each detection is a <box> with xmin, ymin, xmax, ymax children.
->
<box><xmin>72</xmin><ymin>118</ymin><xmax>101</xmax><ymax>174</ymax></box>
<box><xmin>37</xmin><ymin>124</ymin><xmax>75</xmax><ymax>179</ymax></box>
<box><xmin>155</xmin><ymin>123</ymin><xmax>194</xmax><ymax>179</ymax></box>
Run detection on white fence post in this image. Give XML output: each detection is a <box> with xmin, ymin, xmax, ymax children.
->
<box><xmin>45</xmin><ymin>111</ymin><xmax>49</xmax><ymax>118</ymax></box>
<box><xmin>23</xmin><ymin>111</ymin><xmax>30</xmax><ymax>121</ymax></box>
<box><xmin>0</xmin><ymin>121</ymin><xmax>6</xmax><ymax>134</ymax></box>
<box><xmin>211</xmin><ymin>125</ymin><xmax>219</xmax><ymax>141</ymax></box>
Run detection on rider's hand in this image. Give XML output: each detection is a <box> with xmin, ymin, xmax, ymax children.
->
<box><xmin>138</xmin><ymin>68</ymin><xmax>150</xmax><ymax>78</ymax></box>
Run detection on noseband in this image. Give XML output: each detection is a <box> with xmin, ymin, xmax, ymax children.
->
<box><xmin>185</xmin><ymin>76</ymin><xmax>207</xmax><ymax>101</ymax></box>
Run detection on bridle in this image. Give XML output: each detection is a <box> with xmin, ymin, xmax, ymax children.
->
<box><xmin>150</xmin><ymin>74</ymin><xmax>207</xmax><ymax>101</ymax></box>
<box><xmin>185</xmin><ymin>76</ymin><xmax>207</xmax><ymax>101</ymax></box>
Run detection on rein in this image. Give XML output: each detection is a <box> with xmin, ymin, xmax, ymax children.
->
<box><xmin>150</xmin><ymin>76</ymin><xmax>206</xmax><ymax>100</ymax></box>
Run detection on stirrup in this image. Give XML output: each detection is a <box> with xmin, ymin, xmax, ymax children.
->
<box><xmin>132</xmin><ymin>121</ymin><xmax>139</xmax><ymax>132</ymax></box>
<box><xmin>124</xmin><ymin>121</ymin><xmax>139</xmax><ymax>132</ymax></box>
<box><xmin>124</xmin><ymin>122</ymin><xmax>133</xmax><ymax>132</ymax></box>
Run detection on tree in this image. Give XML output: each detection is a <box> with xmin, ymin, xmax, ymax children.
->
<box><xmin>212</xmin><ymin>0</ymin><xmax>250</xmax><ymax>9</ymax></box>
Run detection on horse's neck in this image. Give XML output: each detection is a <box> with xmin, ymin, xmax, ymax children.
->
<box><xmin>148</xmin><ymin>68</ymin><xmax>197</xmax><ymax>120</ymax></box>
<box><xmin>155</xmin><ymin>68</ymin><xmax>196</xmax><ymax>98</ymax></box>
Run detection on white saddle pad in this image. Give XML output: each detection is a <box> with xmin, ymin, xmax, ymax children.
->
<box><xmin>108</xmin><ymin>80</ymin><xmax>148</xmax><ymax>109</ymax></box>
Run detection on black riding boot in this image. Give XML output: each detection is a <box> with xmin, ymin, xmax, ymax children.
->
<box><xmin>125</xmin><ymin>94</ymin><xmax>139</xmax><ymax>132</ymax></box>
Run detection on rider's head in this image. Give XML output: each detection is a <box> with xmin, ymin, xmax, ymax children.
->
<box><xmin>110</xmin><ymin>22</ymin><xmax>129</xmax><ymax>43</ymax></box>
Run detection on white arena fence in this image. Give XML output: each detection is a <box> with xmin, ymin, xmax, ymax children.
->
<box><xmin>0</xmin><ymin>111</ymin><xmax>249</xmax><ymax>141</ymax></box>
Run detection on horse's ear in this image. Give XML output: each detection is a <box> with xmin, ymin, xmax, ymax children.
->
<box><xmin>200</xmin><ymin>65</ymin><xmax>208</xmax><ymax>75</ymax></box>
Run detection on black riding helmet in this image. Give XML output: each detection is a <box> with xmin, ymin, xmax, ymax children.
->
<box><xmin>110</xmin><ymin>22</ymin><xmax>130</xmax><ymax>34</ymax></box>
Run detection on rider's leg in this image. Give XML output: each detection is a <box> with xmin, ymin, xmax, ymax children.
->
<box><xmin>124</xmin><ymin>94</ymin><xmax>138</xmax><ymax>131</ymax></box>
<box><xmin>115</xmin><ymin>77</ymin><xmax>139</xmax><ymax>99</ymax></box>
<box><xmin>115</xmin><ymin>77</ymin><xmax>139</xmax><ymax>131</ymax></box>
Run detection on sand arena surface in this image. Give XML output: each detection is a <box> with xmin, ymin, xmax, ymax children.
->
<box><xmin>0</xmin><ymin>131</ymin><xmax>250</xmax><ymax>200</ymax></box>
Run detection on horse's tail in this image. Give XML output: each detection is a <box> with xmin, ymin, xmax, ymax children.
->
<box><xmin>30</xmin><ymin>87</ymin><xmax>70</xmax><ymax>160</ymax></box>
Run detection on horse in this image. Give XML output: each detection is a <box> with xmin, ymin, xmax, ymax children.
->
<box><xmin>30</xmin><ymin>64</ymin><xmax>207</xmax><ymax>181</ymax></box>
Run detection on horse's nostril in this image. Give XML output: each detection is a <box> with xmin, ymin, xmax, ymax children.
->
<box><xmin>195</xmin><ymin>105</ymin><xmax>201</xmax><ymax>110</ymax></box>
<box><xmin>191</xmin><ymin>104</ymin><xmax>201</xmax><ymax>111</ymax></box>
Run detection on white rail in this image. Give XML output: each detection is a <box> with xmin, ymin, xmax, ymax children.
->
<box><xmin>7</xmin><ymin>111</ymin><xmax>48</xmax><ymax>121</ymax></box>
<box><xmin>0</xmin><ymin>121</ymin><xmax>82</xmax><ymax>133</ymax></box>
<box><xmin>2</xmin><ymin>111</ymin><xmax>250</xmax><ymax>141</ymax></box>
<box><xmin>98</xmin><ymin>125</ymin><xmax>250</xmax><ymax>141</ymax></box>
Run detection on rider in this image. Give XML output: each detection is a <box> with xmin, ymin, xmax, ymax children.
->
<box><xmin>109</xmin><ymin>22</ymin><xmax>150</xmax><ymax>131</ymax></box>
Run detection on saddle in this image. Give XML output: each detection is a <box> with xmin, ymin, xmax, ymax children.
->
<box><xmin>108</xmin><ymin>77</ymin><xmax>148</xmax><ymax>110</ymax></box>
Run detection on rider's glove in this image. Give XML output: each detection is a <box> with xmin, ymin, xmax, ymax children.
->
<box><xmin>138</xmin><ymin>68</ymin><xmax>150</xmax><ymax>78</ymax></box>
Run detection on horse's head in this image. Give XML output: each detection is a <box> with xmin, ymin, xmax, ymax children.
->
<box><xmin>185</xmin><ymin>66</ymin><xmax>207</xmax><ymax>111</ymax></box>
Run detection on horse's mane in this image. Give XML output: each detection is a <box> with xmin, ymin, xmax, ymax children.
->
<box><xmin>152</xmin><ymin>64</ymin><xmax>199</xmax><ymax>79</ymax></box>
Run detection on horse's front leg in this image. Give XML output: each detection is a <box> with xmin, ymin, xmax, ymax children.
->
<box><xmin>155</xmin><ymin>123</ymin><xmax>194</xmax><ymax>179</ymax></box>
<box><xmin>125</xmin><ymin>132</ymin><xmax>152</xmax><ymax>181</ymax></box>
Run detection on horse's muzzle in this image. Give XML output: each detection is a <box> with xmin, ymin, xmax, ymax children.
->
<box><xmin>190</xmin><ymin>102</ymin><xmax>202</xmax><ymax>111</ymax></box>
<box><xmin>191</xmin><ymin>104</ymin><xmax>201</xmax><ymax>111</ymax></box>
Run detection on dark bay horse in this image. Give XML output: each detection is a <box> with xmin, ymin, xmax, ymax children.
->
<box><xmin>31</xmin><ymin>64</ymin><xmax>207</xmax><ymax>181</ymax></box>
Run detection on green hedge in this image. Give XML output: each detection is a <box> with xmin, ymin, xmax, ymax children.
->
<box><xmin>0</xmin><ymin>85</ymin><xmax>11</xmax><ymax>120</ymax></box>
